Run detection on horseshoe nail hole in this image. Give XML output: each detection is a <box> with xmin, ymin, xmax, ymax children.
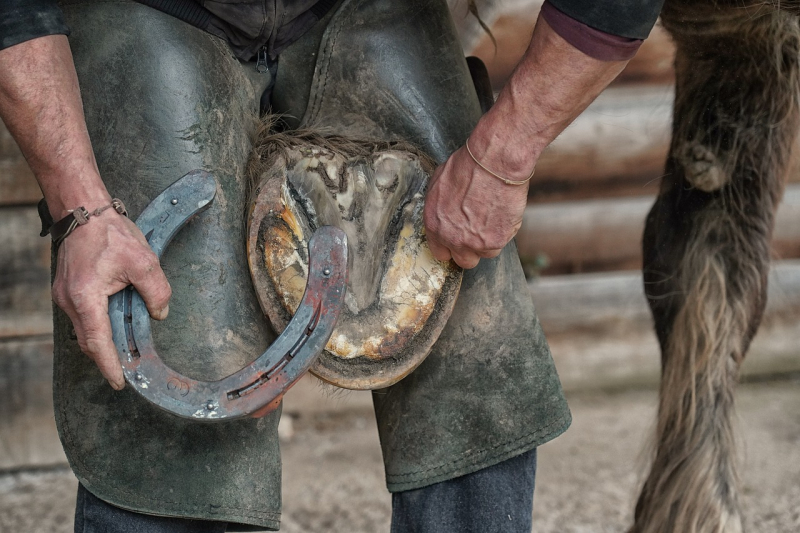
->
<box><xmin>171</xmin><ymin>198</ymin><xmax>179</xmax><ymax>205</ymax></box>
<box><xmin>205</xmin><ymin>402</ymin><xmax>216</xmax><ymax>411</ymax></box>
<box><xmin>323</xmin><ymin>268</ymin><xmax>331</xmax><ymax>276</ymax></box>
<box><xmin>134</xmin><ymin>372</ymin><xmax>143</xmax><ymax>381</ymax></box>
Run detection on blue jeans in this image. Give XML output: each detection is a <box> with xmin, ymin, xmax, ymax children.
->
<box><xmin>74</xmin><ymin>449</ymin><xmax>537</xmax><ymax>532</ymax></box>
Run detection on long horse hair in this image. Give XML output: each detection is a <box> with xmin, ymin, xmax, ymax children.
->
<box><xmin>632</xmin><ymin>1</ymin><xmax>800</xmax><ymax>531</ymax></box>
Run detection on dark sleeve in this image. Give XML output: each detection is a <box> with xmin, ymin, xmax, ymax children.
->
<box><xmin>0</xmin><ymin>0</ymin><xmax>70</xmax><ymax>51</ymax></box>
<box><xmin>547</xmin><ymin>0</ymin><xmax>665</xmax><ymax>40</ymax></box>
<box><xmin>541</xmin><ymin>1</ymin><xmax>643</xmax><ymax>61</ymax></box>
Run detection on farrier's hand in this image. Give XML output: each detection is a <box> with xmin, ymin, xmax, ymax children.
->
<box><xmin>424</xmin><ymin>10</ymin><xmax>635</xmax><ymax>269</ymax></box>
<box><xmin>52</xmin><ymin>210</ymin><xmax>171</xmax><ymax>390</ymax></box>
<box><xmin>423</xmin><ymin>145</ymin><xmax>531</xmax><ymax>269</ymax></box>
<box><xmin>0</xmin><ymin>35</ymin><xmax>172</xmax><ymax>390</ymax></box>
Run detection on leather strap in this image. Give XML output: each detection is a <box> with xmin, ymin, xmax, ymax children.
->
<box><xmin>38</xmin><ymin>198</ymin><xmax>128</xmax><ymax>246</ymax></box>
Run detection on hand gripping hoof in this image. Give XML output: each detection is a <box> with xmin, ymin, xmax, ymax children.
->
<box><xmin>108</xmin><ymin>170</ymin><xmax>348</xmax><ymax>421</ymax></box>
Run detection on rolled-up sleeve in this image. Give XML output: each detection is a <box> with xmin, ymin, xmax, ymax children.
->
<box><xmin>0</xmin><ymin>0</ymin><xmax>69</xmax><ymax>51</ymax></box>
<box><xmin>547</xmin><ymin>0</ymin><xmax>664</xmax><ymax>39</ymax></box>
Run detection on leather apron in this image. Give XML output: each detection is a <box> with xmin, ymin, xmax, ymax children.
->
<box><xmin>54</xmin><ymin>0</ymin><xmax>570</xmax><ymax>529</ymax></box>
<box><xmin>271</xmin><ymin>0</ymin><xmax>571</xmax><ymax>493</ymax></box>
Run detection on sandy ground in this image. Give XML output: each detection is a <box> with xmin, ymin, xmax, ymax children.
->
<box><xmin>1</xmin><ymin>378</ymin><xmax>798</xmax><ymax>532</ymax></box>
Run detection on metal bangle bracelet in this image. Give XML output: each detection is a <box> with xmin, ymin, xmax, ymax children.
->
<box><xmin>465</xmin><ymin>139</ymin><xmax>534</xmax><ymax>186</ymax></box>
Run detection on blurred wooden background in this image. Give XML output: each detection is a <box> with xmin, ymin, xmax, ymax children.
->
<box><xmin>1</xmin><ymin>0</ymin><xmax>799</xmax><ymax>475</ymax></box>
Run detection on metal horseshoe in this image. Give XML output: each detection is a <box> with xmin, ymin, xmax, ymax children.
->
<box><xmin>108</xmin><ymin>170</ymin><xmax>348</xmax><ymax>421</ymax></box>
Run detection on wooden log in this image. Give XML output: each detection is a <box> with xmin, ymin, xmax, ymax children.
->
<box><xmin>531</xmin><ymin>261</ymin><xmax>800</xmax><ymax>334</ymax></box>
<box><xmin>531</xmin><ymin>85</ymin><xmax>800</xmax><ymax>202</ymax></box>
<box><xmin>531</xmin><ymin>85</ymin><xmax>673</xmax><ymax>202</ymax></box>
<box><xmin>0</xmin><ymin>207</ymin><xmax>53</xmax><ymax>339</ymax></box>
<box><xmin>612</xmin><ymin>24</ymin><xmax>675</xmax><ymax>86</ymax></box>
<box><xmin>518</xmin><ymin>185</ymin><xmax>800</xmax><ymax>275</ymax></box>
<box><xmin>468</xmin><ymin>7</ymin><xmax>538</xmax><ymax>91</ymax></box>
<box><xmin>529</xmin><ymin>261</ymin><xmax>800</xmax><ymax>390</ymax></box>
<box><xmin>518</xmin><ymin>195</ymin><xmax>649</xmax><ymax>274</ymax></box>
<box><xmin>774</xmin><ymin>186</ymin><xmax>800</xmax><ymax>261</ymax></box>
<box><xmin>0</xmin><ymin>337</ymin><xmax>66</xmax><ymax>470</ymax></box>
<box><xmin>0</xmin><ymin>121</ymin><xmax>40</xmax><ymax>206</ymax></box>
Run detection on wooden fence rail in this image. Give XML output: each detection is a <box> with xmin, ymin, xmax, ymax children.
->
<box><xmin>0</xmin><ymin>205</ymin><xmax>59</xmax><ymax>471</ymax></box>
<box><xmin>518</xmin><ymin>185</ymin><xmax>800</xmax><ymax>274</ymax></box>
<box><xmin>531</xmin><ymin>261</ymin><xmax>800</xmax><ymax>390</ymax></box>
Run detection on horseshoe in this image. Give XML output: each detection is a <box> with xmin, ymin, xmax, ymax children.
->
<box><xmin>108</xmin><ymin>170</ymin><xmax>348</xmax><ymax>420</ymax></box>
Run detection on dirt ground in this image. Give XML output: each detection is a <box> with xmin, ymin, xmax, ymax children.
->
<box><xmin>1</xmin><ymin>378</ymin><xmax>798</xmax><ymax>532</ymax></box>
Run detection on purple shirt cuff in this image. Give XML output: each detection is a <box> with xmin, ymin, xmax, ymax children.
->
<box><xmin>540</xmin><ymin>1</ymin><xmax>643</xmax><ymax>61</ymax></box>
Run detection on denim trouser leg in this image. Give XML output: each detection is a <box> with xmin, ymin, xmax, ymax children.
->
<box><xmin>74</xmin><ymin>449</ymin><xmax>536</xmax><ymax>532</ymax></box>
<box><xmin>390</xmin><ymin>448</ymin><xmax>537</xmax><ymax>533</ymax></box>
<box><xmin>74</xmin><ymin>484</ymin><xmax>228</xmax><ymax>533</ymax></box>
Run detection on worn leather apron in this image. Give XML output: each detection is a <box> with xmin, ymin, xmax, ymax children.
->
<box><xmin>271</xmin><ymin>0</ymin><xmax>572</xmax><ymax>493</ymax></box>
<box><xmin>54</xmin><ymin>0</ymin><xmax>570</xmax><ymax>529</ymax></box>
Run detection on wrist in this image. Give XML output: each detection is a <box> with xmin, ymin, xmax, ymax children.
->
<box><xmin>39</xmin><ymin>172</ymin><xmax>112</xmax><ymax>220</ymax></box>
<box><xmin>43</xmin><ymin>196</ymin><xmax>128</xmax><ymax>246</ymax></box>
<box><xmin>465</xmin><ymin>139</ymin><xmax>535</xmax><ymax>187</ymax></box>
<box><xmin>467</xmin><ymin>112</ymin><xmax>544</xmax><ymax>182</ymax></box>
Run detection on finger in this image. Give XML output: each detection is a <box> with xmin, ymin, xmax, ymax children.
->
<box><xmin>478</xmin><ymin>248</ymin><xmax>504</xmax><ymax>259</ymax></box>
<box><xmin>428</xmin><ymin>160</ymin><xmax>446</xmax><ymax>186</ymax></box>
<box><xmin>73</xmin><ymin>299</ymin><xmax>125</xmax><ymax>390</ymax></box>
<box><xmin>128</xmin><ymin>251</ymin><xmax>172</xmax><ymax>320</ymax></box>
<box><xmin>451</xmin><ymin>250</ymin><xmax>481</xmax><ymax>270</ymax></box>
<box><xmin>426</xmin><ymin>234</ymin><xmax>452</xmax><ymax>262</ymax></box>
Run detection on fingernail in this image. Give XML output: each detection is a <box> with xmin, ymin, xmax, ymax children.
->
<box><xmin>110</xmin><ymin>379</ymin><xmax>125</xmax><ymax>391</ymax></box>
<box><xmin>154</xmin><ymin>304</ymin><xmax>169</xmax><ymax>320</ymax></box>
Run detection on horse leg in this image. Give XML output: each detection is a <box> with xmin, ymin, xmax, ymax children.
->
<box><xmin>631</xmin><ymin>3</ymin><xmax>800</xmax><ymax>532</ymax></box>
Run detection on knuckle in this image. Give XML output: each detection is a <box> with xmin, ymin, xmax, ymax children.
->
<box><xmin>71</xmin><ymin>299</ymin><xmax>105</xmax><ymax>332</ymax></box>
<box><xmin>52</xmin><ymin>283</ymin><xmax>68</xmax><ymax>308</ymax></box>
<box><xmin>76</xmin><ymin>339</ymin><xmax>91</xmax><ymax>356</ymax></box>
<box><xmin>455</xmin><ymin>255</ymin><xmax>479</xmax><ymax>269</ymax></box>
<box><xmin>82</xmin><ymin>337</ymin><xmax>99</xmax><ymax>355</ymax></box>
<box><xmin>139</xmin><ymin>252</ymin><xmax>162</xmax><ymax>274</ymax></box>
<box><xmin>448</xmin><ymin>232</ymin><xmax>467</xmax><ymax>249</ymax></box>
<box><xmin>76</xmin><ymin>333</ymin><xmax>95</xmax><ymax>357</ymax></box>
<box><xmin>81</xmin><ymin>328</ymin><xmax>107</xmax><ymax>356</ymax></box>
<box><xmin>150</xmin><ymin>284</ymin><xmax>172</xmax><ymax>307</ymax></box>
<box><xmin>66</xmin><ymin>283</ymin><xmax>93</xmax><ymax>310</ymax></box>
<box><xmin>486</xmin><ymin>239</ymin><xmax>507</xmax><ymax>251</ymax></box>
<box><xmin>482</xmin><ymin>232</ymin><xmax>509</xmax><ymax>252</ymax></box>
